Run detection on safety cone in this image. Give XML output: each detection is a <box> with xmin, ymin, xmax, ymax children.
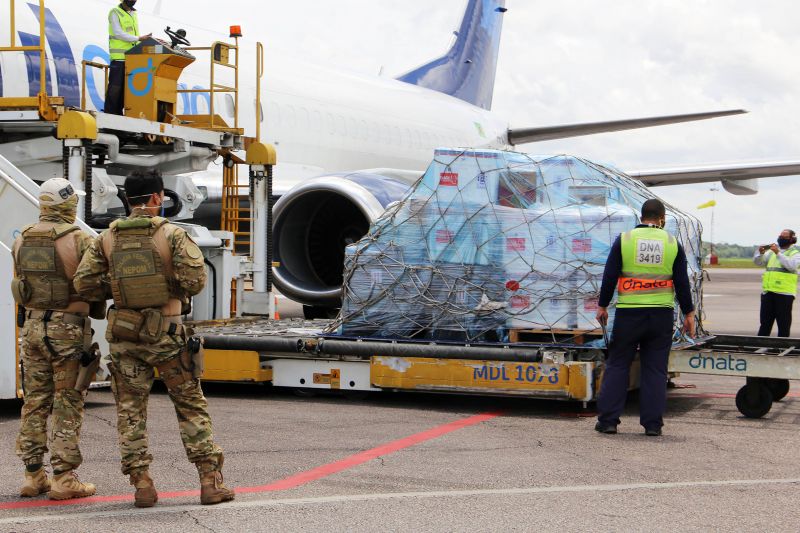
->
<box><xmin>274</xmin><ymin>296</ymin><xmax>280</xmax><ymax>320</ymax></box>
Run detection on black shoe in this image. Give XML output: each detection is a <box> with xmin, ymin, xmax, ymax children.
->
<box><xmin>594</xmin><ymin>422</ymin><xmax>617</xmax><ymax>434</ymax></box>
<box><xmin>644</xmin><ymin>427</ymin><xmax>662</xmax><ymax>437</ymax></box>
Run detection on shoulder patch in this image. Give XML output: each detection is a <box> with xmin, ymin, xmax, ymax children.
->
<box><xmin>186</xmin><ymin>239</ymin><xmax>203</xmax><ymax>259</ymax></box>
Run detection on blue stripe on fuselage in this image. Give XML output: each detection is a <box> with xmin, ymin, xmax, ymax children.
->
<box><xmin>19</xmin><ymin>32</ymin><xmax>53</xmax><ymax>96</ymax></box>
<box><xmin>28</xmin><ymin>3</ymin><xmax>80</xmax><ymax>107</ymax></box>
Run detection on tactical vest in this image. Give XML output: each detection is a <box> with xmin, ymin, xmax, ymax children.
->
<box><xmin>762</xmin><ymin>247</ymin><xmax>800</xmax><ymax>295</ymax></box>
<box><xmin>108</xmin><ymin>6</ymin><xmax>139</xmax><ymax>61</ymax></box>
<box><xmin>617</xmin><ymin>227</ymin><xmax>679</xmax><ymax>308</ymax></box>
<box><xmin>105</xmin><ymin>216</ymin><xmax>180</xmax><ymax>312</ymax></box>
<box><xmin>13</xmin><ymin>223</ymin><xmax>81</xmax><ymax>310</ymax></box>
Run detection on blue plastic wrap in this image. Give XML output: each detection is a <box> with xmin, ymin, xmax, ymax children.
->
<box><xmin>335</xmin><ymin>149</ymin><xmax>704</xmax><ymax>345</ymax></box>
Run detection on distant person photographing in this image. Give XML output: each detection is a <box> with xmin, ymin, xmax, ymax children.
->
<box><xmin>753</xmin><ymin>229</ymin><xmax>800</xmax><ymax>337</ymax></box>
<box><xmin>105</xmin><ymin>0</ymin><xmax>151</xmax><ymax>115</ymax></box>
<box><xmin>594</xmin><ymin>199</ymin><xmax>695</xmax><ymax>437</ymax></box>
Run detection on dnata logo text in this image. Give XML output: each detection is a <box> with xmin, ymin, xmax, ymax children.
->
<box><xmin>620</xmin><ymin>278</ymin><xmax>672</xmax><ymax>291</ymax></box>
<box><xmin>688</xmin><ymin>354</ymin><xmax>747</xmax><ymax>372</ymax></box>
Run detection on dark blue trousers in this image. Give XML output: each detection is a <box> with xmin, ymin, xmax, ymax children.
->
<box><xmin>597</xmin><ymin>307</ymin><xmax>674</xmax><ymax>430</ymax></box>
<box><xmin>104</xmin><ymin>61</ymin><xmax>126</xmax><ymax>115</ymax></box>
<box><xmin>758</xmin><ymin>291</ymin><xmax>794</xmax><ymax>337</ymax></box>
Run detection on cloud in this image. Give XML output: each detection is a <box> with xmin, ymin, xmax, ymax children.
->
<box><xmin>168</xmin><ymin>0</ymin><xmax>799</xmax><ymax>244</ymax></box>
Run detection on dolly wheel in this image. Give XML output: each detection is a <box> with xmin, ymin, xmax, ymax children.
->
<box><xmin>735</xmin><ymin>382</ymin><xmax>774</xmax><ymax>418</ymax></box>
<box><xmin>765</xmin><ymin>378</ymin><xmax>790</xmax><ymax>402</ymax></box>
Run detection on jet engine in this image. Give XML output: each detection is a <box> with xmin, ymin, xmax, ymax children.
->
<box><xmin>272</xmin><ymin>171</ymin><xmax>416</xmax><ymax>309</ymax></box>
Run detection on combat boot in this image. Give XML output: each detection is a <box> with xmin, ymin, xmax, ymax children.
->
<box><xmin>20</xmin><ymin>467</ymin><xmax>50</xmax><ymax>497</ymax></box>
<box><xmin>199</xmin><ymin>465</ymin><xmax>235</xmax><ymax>505</ymax></box>
<box><xmin>130</xmin><ymin>470</ymin><xmax>158</xmax><ymax>508</ymax></box>
<box><xmin>48</xmin><ymin>470</ymin><xmax>96</xmax><ymax>500</ymax></box>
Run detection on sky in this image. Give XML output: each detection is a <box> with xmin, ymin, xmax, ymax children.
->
<box><xmin>162</xmin><ymin>0</ymin><xmax>800</xmax><ymax>246</ymax></box>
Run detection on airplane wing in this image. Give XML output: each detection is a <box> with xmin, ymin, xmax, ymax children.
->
<box><xmin>625</xmin><ymin>161</ymin><xmax>800</xmax><ymax>195</ymax></box>
<box><xmin>507</xmin><ymin>109</ymin><xmax>746</xmax><ymax>144</ymax></box>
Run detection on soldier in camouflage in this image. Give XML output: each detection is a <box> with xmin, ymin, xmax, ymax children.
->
<box><xmin>13</xmin><ymin>178</ymin><xmax>98</xmax><ymax>500</ymax></box>
<box><xmin>74</xmin><ymin>169</ymin><xmax>234</xmax><ymax>507</ymax></box>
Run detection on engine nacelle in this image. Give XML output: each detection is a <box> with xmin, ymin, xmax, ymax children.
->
<box><xmin>273</xmin><ymin>172</ymin><xmax>413</xmax><ymax>307</ymax></box>
<box><xmin>722</xmin><ymin>178</ymin><xmax>759</xmax><ymax>195</ymax></box>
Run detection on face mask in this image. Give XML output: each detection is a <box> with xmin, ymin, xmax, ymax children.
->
<box><xmin>777</xmin><ymin>237</ymin><xmax>792</xmax><ymax>248</ymax></box>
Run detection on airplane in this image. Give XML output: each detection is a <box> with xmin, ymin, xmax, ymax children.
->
<box><xmin>2</xmin><ymin>0</ymin><xmax>800</xmax><ymax>314</ymax></box>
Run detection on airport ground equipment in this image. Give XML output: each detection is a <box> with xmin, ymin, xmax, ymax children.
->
<box><xmin>0</xmin><ymin>0</ymin><xmax>276</xmax><ymax>397</ymax></box>
<box><xmin>193</xmin><ymin>323</ymin><xmax>798</xmax><ymax>416</ymax></box>
<box><xmin>196</xmin><ymin>318</ymin><xmax>630</xmax><ymax>402</ymax></box>
<box><xmin>669</xmin><ymin>334</ymin><xmax>800</xmax><ymax>418</ymax></box>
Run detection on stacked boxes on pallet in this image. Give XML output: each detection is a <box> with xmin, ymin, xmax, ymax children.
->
<box><xmin>336</xmin><ymin>149</ymin><xmax>703</xmax><ymax>345</ymax></box>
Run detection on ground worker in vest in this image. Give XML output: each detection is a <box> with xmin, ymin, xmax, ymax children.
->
<box><xmin>594</xmin><ymin>199</ymin><xmax>695</xmax><ymax>437</ymax></box>
<box><xmin>105</xmin><ymin>0</ymin><xmax>151</xmax><ymax>115</ymax></box>
<box><xmin>753</xmin><ymin>229</ymin><xmax>799</xmax><ymax>337</ymax></box>
<box><xmin>12</xmin><ymin>178</ymin><xmax>102</xmax><ymax>500</ymax></box>
<box><xmin>74</xmin><ymin>170</ymin><xmax>234</xmax><ymax>507</ymax></box>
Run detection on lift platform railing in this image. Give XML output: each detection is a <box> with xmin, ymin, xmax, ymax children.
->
<box><xmin>218</xmin><ymin>40</ymin><xmax>268</xmax><ymax>317</ymax></box>
<box><xmin>220</xmin><ymin>41</ymin><xmax>266</xmax><ymax>254</ymax></box>
<box><xmin>0</xmin><ymin>0</ymin><xmax>62</xmax><ymax>120</ymax></box>
<box><xmin>221</xmin><ymin>160</ymin><xmax>252</xmax><ymax>253</ymax></box>
<box><xmin>179</xmin><ymin>39</ymin><xmax>241</xmax><ymax>132</ymax></box>
<box><xmin>80</xmin><ymin>60</ymin><xmax>109</xmax><ymax>111</ymax></box>
<box><xmin>256</xmin><ymin>42</ymin><xmax>264</xmax><ymax>142</ymax></box>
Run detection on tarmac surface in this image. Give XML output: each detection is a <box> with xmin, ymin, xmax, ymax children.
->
<box><xmin>1</xmin><ymin>267</ymin><xmax>799</xmax><ymax>532</ymax></box>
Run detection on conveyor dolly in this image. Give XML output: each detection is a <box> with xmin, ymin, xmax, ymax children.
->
<box><xmin>668</xmin><ymin>334</ymin><xmax>800</xmax><ymax>418</ymax></box>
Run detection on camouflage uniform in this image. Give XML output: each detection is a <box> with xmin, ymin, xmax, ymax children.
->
<box><xmin>14</xmin><ymin>198</ymin><xmax>94</xmax><ymax>474</ymax></box>
<box><xmin>74</xmin><ymin>207</ymin><xmax>223</xmax><ymax>476</ymax></box>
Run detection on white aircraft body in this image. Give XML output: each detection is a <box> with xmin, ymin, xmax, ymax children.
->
<box><xmin>2</xmin><ymin>0</ymin><xmax>800</xmax><ymax>309</ymax></box>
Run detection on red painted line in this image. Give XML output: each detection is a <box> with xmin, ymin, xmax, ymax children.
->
<box><xmin>238</xmin><ymin>411</ymin><xmax>501</xmax><ymax>493</ymax></box>
<box><xmin>0</xmin><ymin>411</ymin><xmax>501</xmax><ymax>511</ymax></box>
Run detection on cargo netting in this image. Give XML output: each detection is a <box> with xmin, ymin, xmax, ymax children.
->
<box><xmin>328</xmin><ymin>149</ymin><xmax>704</xmax><ymax>346</ymax></box>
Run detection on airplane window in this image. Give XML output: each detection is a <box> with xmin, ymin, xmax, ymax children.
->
<box><xmin>285</xmin><ymin>105</ymin><xmax>296</xmax><ymax>128</ymax></box>
<box><xmin>327</xmin><ymin>113</ymin><xmax>335</xmax><ymax>135</ymax></box>
<box><xmin>268</xmin><ymin>102</ymin><xmax>280</xmax><ymax>126</ymax></box>
<box><xmin>299</xmin><ymin>107</ymin><xmax>310</xmax><ymax>130</ymax></box>
<box><xmin>312</xmin><ymin>110</ymin><xmax>322</xmax><ymax>138</ymax></box>
<box><xmin>224</xmin><ymin>94</ymin><xmax>235</xmax><ymax>117</ymax></box>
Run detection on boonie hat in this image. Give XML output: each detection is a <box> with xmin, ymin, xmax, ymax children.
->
<box><xmin>39</xmin><ymin>178</ymin><xmax>86</xmax><ymax>206</ymax></box>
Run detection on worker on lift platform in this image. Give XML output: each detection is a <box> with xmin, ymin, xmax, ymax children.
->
<box><xmin>105</xmin><ymin>0</ymin><xmax>151</xmax><ymax>115</ymax></box>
